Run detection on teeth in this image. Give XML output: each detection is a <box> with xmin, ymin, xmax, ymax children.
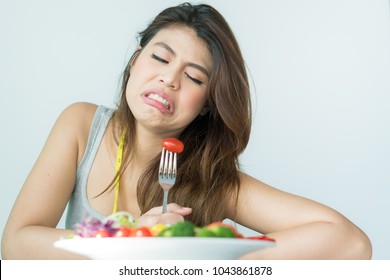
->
<box><xmin>148</xmin><ymin>93</ymin><xmax>170</xmax><ymax>110</ymax></box>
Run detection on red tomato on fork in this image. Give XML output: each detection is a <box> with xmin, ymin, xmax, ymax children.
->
<box><xmin>162</xmin><ymin>138</ymin><xmax>184</xmax><ymax>153</ymax></box>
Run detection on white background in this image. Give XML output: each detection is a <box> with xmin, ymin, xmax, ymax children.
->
<box><xmin>0</xmin><ymin>0</ymin><xmax>389</xmax><ymax>259</ymax></box>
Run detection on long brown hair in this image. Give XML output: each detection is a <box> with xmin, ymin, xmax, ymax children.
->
<box><xmin>111</xmin><ymin>2</ymin><xmax>251</xmax><ymax>226</ymax></box>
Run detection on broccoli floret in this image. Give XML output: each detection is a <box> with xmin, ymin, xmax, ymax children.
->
<box><xmin>158</xmin><ymin>221</ymin><xmax>195</xmax><ymax>237</ymax></box>
<box><xmin>194</xmin><ymin>227</ymin><xmax>217</xmax><ymax>237</ymax></box>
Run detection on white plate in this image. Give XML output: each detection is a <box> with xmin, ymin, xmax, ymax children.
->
<box><xmin>54</xmin><ymin>237</ymin><xmax>275</xmax><ymax>260</ymax></box>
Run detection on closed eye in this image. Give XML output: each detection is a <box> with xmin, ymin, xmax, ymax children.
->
<box><xmin>152</xmin><ymin>53</ymin><xmax>168</xmax><ymax>64</ymax></box>
<box><xmin>185</xmin><ymin>73</ymin><xmax>203</xmax><ymax>85</ymax></box>
<box><xmin>152</xmin><ymin>53</ymin><xmax>203</xmax><ymax>85</ymax></box>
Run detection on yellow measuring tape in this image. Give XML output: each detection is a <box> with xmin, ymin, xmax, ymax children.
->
<box><xmin>112</xmin><ymin>128</ymin><xmax>126</xmax><ymax>214</ymax></box>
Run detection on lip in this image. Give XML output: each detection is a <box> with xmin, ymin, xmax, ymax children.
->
<box><xmin>142</xmin><ymin>89</ymin><xmax>174</xmax><ymax>114</ymax></box>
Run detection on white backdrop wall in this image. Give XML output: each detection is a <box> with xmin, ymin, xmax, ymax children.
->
<box><xmin>0</xmin><ymin>0</ymin><xmax>389</xmax><ymax>259</ymax></box>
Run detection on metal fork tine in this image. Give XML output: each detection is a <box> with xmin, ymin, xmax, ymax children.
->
<box><xmin>159</xmin><ymin>143</ymin><xmax>181</xmax><ymax>213</ymax></box>
<box><xmin>173</xmin><ymin>153</ymin><xmax>177</xmax><ymax>177</ymax></box>
<box><xmin>168</xmin><ymin>151</ymin><xmax>173</xmax><ymax>178</ymax></box>
<box><xmin>164</xmin><ymin>150</ymin><xmax>169</xmax><ymax>176</ymax></box>
<box><xmin>159</xmin><ymin>148</ymin><xmax>165</xmax><ymax>174</ymax></box>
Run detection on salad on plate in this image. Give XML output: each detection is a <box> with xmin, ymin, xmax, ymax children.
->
<box><xmin>55</xmin><ymin>212</ymin><xmax>276</xmax><ymax>259</ymax></box>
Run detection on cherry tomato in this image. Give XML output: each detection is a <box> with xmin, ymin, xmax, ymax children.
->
<box><xmin>93</xmin><ymin>229</ymin><xmax>111</xmax><ymax>238</ymax></box>
<box><xmin>113</xmin><ymin>227</ymin><xmax>132</xmax><ymax>237</ymax></box>
<box><xmin>130</xmin><ymin>227</ymin><xmax>152</xmax><ymax>237</ymax></box>
<box><xmin>162</xmin><ymin>138</ymin><xmax>184</xmax><ymax>153</ymax></box>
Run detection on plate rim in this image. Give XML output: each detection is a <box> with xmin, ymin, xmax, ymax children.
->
<box><xmin>54</xmin><ymin>236</ymin><xmax>276</xmax><ymax>260</ymax></box>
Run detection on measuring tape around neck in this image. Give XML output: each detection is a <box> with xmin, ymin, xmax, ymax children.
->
<box><xmin>112</xmin><ymin>128</ymin><xmax>126</xmax><ymax>214</ymax></box>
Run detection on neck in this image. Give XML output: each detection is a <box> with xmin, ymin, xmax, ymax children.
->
<box><xmin>130</xmin><ymin>123</ymin><xmax>177</xmax><ymax>167</ymax></box>
<box><xmin>110</xmin><ymin>118</ymin><xmax>182</xmax><ymax>169</ymax></box>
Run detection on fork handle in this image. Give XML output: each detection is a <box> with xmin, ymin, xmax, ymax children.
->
<box><xmin>162</xmin><ymin>190</ymin><xmax>169</xmax><ymax>214</ymax></box>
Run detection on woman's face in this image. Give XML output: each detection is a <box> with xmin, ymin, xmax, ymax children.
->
<box><xmin>126</xmin><ymin>25</ymin><xmax>212</xmax><ymax>137</ymax></box>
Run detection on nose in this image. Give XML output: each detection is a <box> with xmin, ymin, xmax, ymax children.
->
<box><xmin>159</xmin><ymin>67</ymin><xmax>180</xmax><ymax>90</ymax></box>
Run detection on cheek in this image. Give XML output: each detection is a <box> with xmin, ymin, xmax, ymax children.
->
<box><xmin>133</xmin><ymin>60</ymin><xmax>148</xmax><ymax>74</ymax></box>
<box><xmin>129</xmin><ymin>57</ymin><xmax>155</xmax><ymax>83</ymax></box>
<box><xmin>126</xmin><ymin>64</ymin><xmax>152</xmax><ymax>99</ymax></box>
<box><xmin>184</xmin><ymin>92</ymin><xmax>208</xmax><ymax>114</ymax></box>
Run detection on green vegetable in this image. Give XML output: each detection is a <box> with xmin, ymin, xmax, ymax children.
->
<box><xmin>207</xmin><ymin>225</ymin><xmax>237</xmax><ymax>238</ymax></box>
<box><xmin>104</xmin><ymin>211</ymin><xmax>135</xmax><ymax>228</ymax></box>
<box><xmin>194</xmin><ymin>227</ymin><xmax>217</xmax><ymax>237</ymax></box>
<box><xmin>158</xmin><ymin>221</ymin><xmax>195</xmax><ymax>237</ymax></box>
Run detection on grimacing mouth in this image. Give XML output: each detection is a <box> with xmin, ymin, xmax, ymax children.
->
<box><xmin>146</xmin><ymin>93</ymin><xmax>171</xmax><ymax>110</ymax></box>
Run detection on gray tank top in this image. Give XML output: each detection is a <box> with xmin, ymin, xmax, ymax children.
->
<box><xmin>65</xmin><ymin>105</ymin><xmax>115</xmax><ymax>229</ymax></box>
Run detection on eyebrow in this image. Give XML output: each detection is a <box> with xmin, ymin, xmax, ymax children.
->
<box><xmin>154</xmin><ymin>42</ymin><xmax>210</xmax><ymax>77</ymax></box>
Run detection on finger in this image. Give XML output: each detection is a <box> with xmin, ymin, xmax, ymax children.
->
<box><xmin>144</xmin><ymin>203</ymin><xmax>190</xmax><ymax>215</ymax></box>
<box><xmin>160</xmin><ymin>213</ymin><xmax>185</xmax><ymax>225</ymax></box>
<box><xmin>165</xmin><ymin>203</ymin><xmax>185</xmax><ymax>212</ymax></box>
<box><xmin>143</xmin><ymin>207</ymin><xmax>162</xmax><ymax>215</ymax></box>
<box><xmin>138</xmin><ymin>212</ymin><xmax>185</xmax><ymax>227</ymax></box>
<box><xmin>172</xmin><ymin>207</ymin><xmax>192</xmax><ymax>216</ymax></box>
<box><xmin>137</xmin><ymin>215</ymin><xmax>160</xmax><ymax>227</ymax></box>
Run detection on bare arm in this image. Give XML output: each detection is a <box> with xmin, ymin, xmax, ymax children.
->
<box><xmin>1</xmin><ymin>103</ymin><xmax>96</xmax><ymax>259</ymax></box>
<box><xmin>230</xmin><ymin>173</ymin><xmax>372</xmax><ymax>260</ymax></box>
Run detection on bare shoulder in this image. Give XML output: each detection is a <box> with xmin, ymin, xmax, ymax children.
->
<box><xmin>59</xmin><ymin>102</ymin><xmax>98</xmax><ymax>127</ymax></box>
<box><xmin>55</xmin><ymin>102</ymin><xmax>99</xmax><ymax>162</ymax></box>
<box><xmin>58</xmin><ymin>102</ymin><xmax>98</xmax><ymax>133</ymax></box>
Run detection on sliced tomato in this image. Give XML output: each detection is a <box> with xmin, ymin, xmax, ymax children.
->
<box><xmin>246</xmin><ymin>235</ymin><xmax>276</xmax><ymax>242</ymax></box>
<box><xmin>93</xmin><ymin>229</ymin><xmax>111</xmax><ymax>238</ymax></box>
<box><xmin>130</xmin><ymin>227</ymin><xmax>152</xmax><ymax>237</ymax></box>
<box><xmin>162</xmin><ymin>138</ymin><xmax>184</xmax><ymax>153</ymax></box>
<box><xmin>113</xmin><ymin>227</ymin><xmax>132</xmax><ymax>237</ymax></box>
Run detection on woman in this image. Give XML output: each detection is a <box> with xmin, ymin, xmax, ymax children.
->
<box><xmin>1</xmin><ymin>2</ymin><xmax>371</xmax><ymax>259</ymax></box>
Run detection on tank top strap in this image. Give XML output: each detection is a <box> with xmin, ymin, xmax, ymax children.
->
<box><xmin>76</xmin><ymin>105</ymin><xmax>115</xmax><ymax>181</ymax></box>
<box><xmin>65</xmin><ymin>105</ymin><xmax>115</xmax><ymax>229</ymax></box>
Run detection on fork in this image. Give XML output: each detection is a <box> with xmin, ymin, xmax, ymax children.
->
<box><xmin>158</xmin><ymin>147</ymin><xmax>177</xmax><ymax>214</ymax></box>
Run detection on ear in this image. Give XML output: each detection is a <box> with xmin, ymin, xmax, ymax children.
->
<box><xmin>199</xmin><ymin>106</ymin><xmax>210</xmax><ymax>116</ymax></box>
